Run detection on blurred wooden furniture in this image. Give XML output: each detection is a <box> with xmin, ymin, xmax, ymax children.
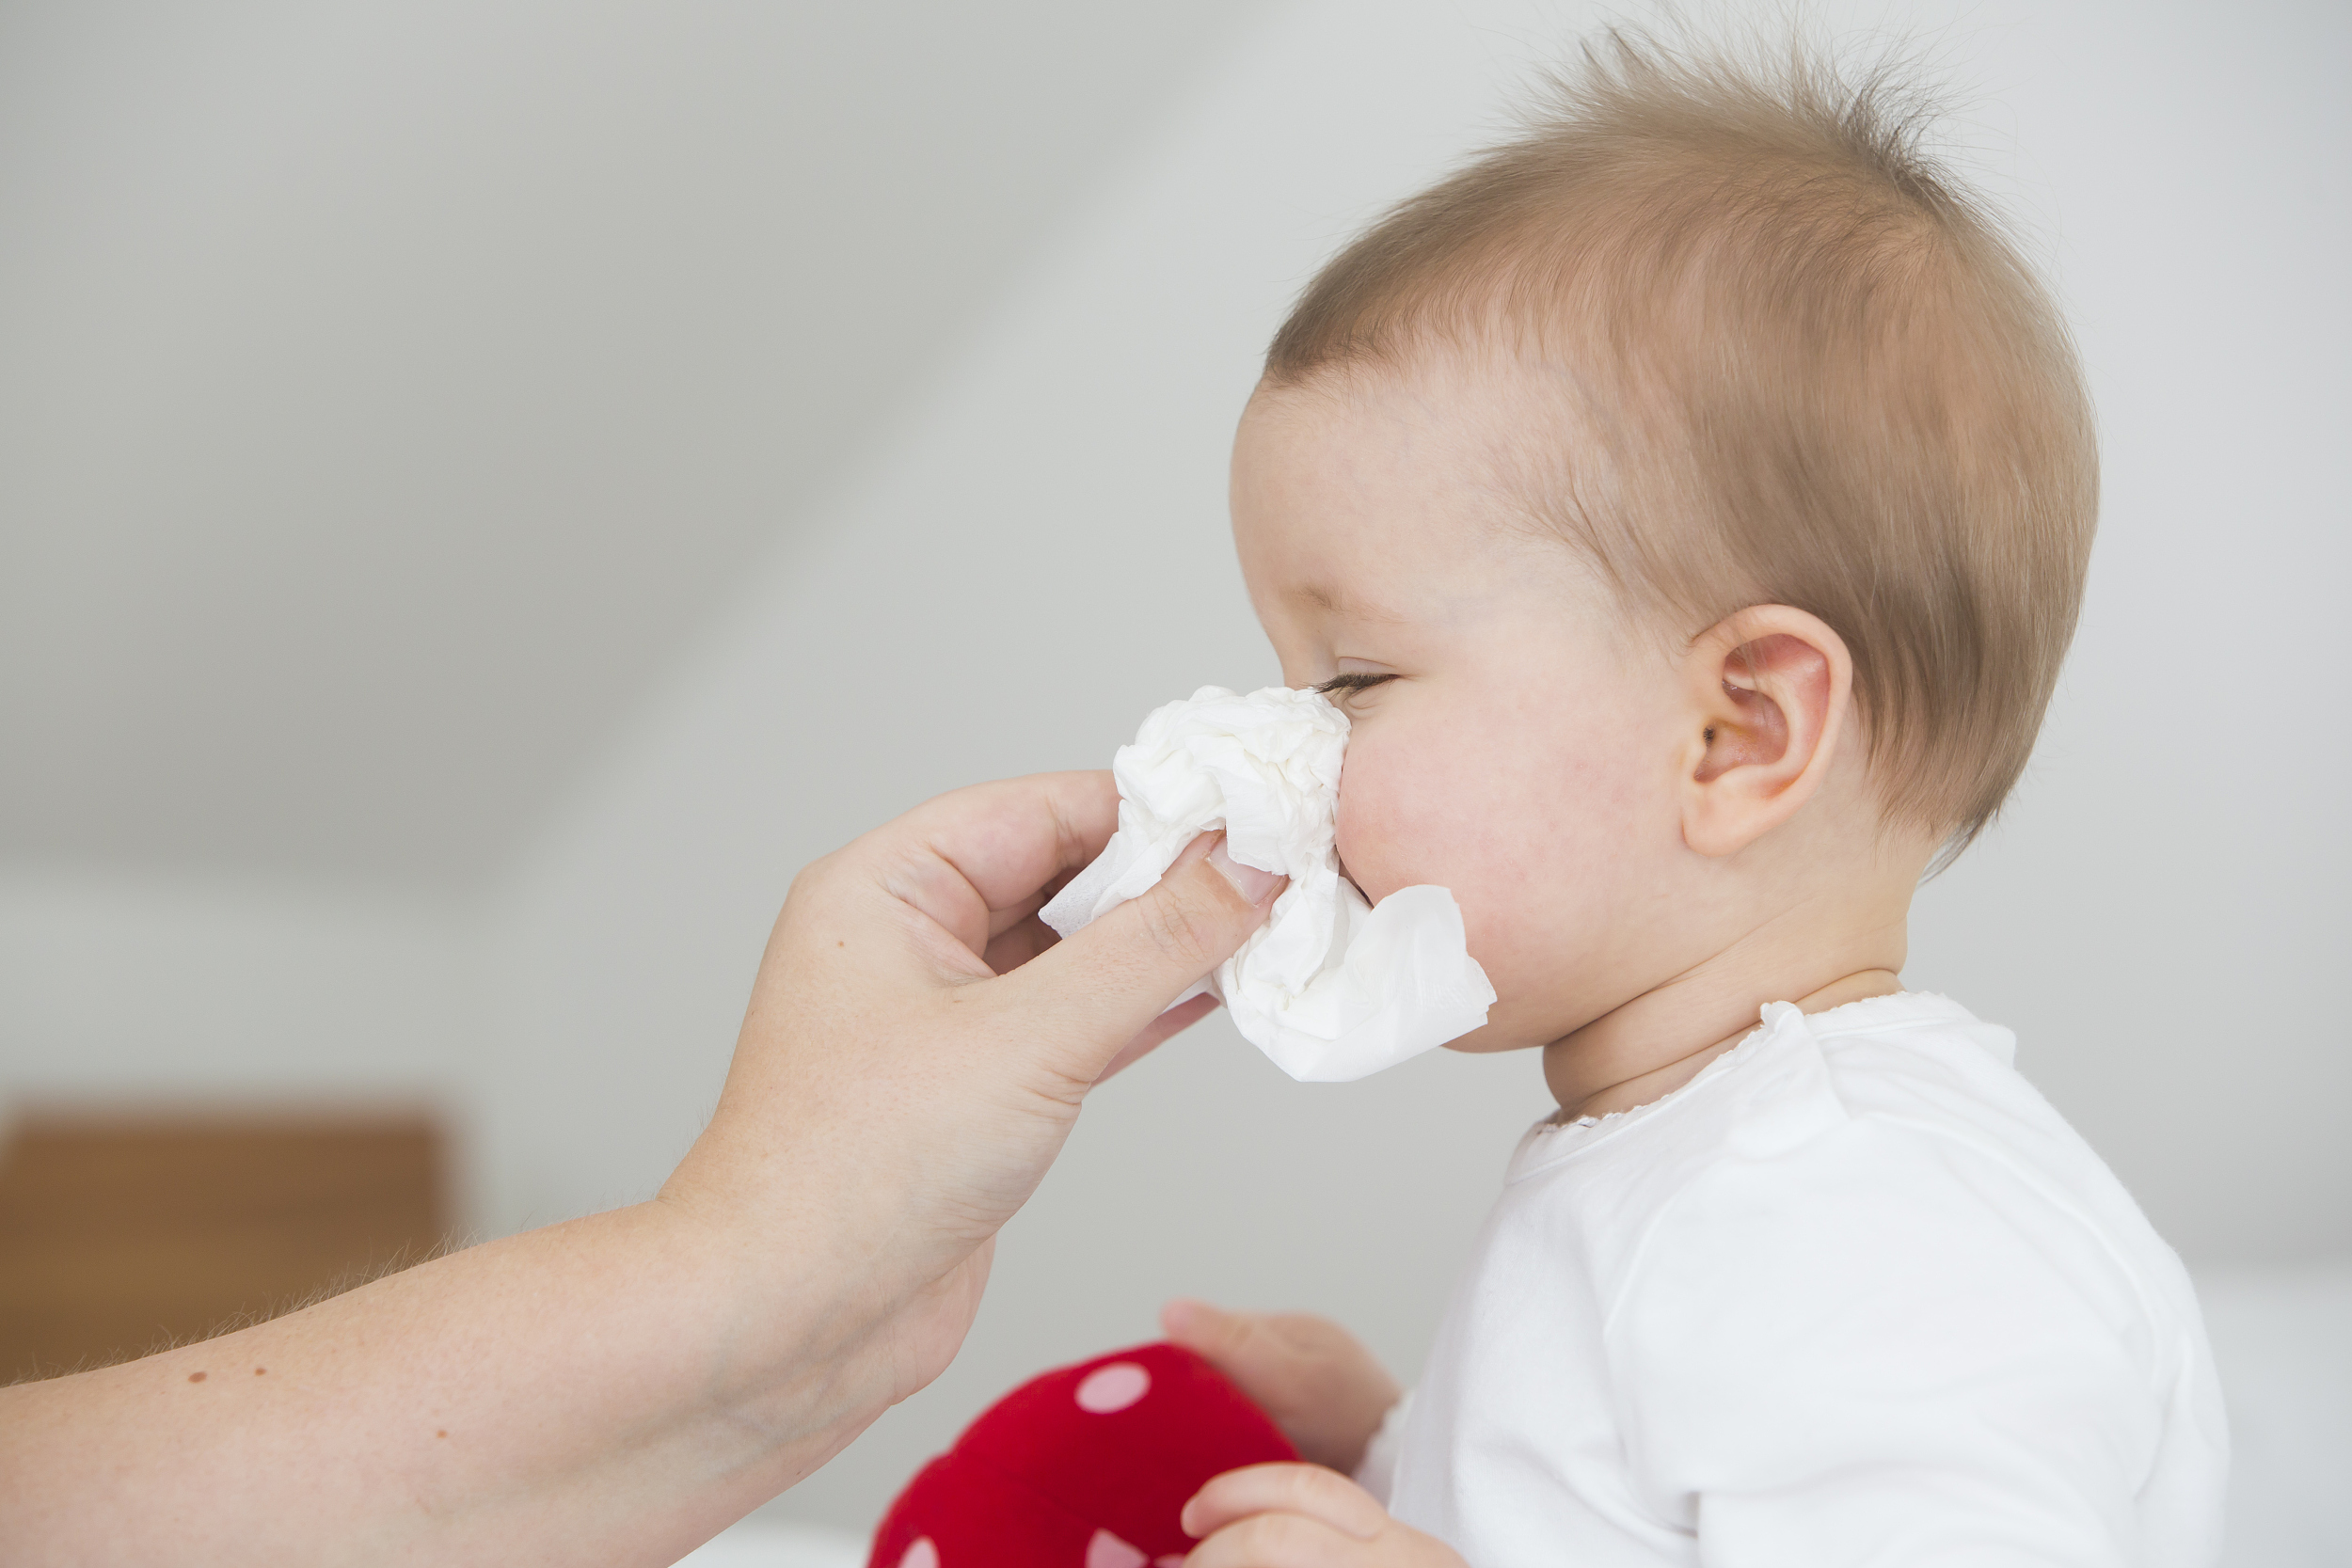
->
<box><xmin>0</xmin><ymin>1113</ymin><xmax>446</xmax><ymax>1384</ymax></box>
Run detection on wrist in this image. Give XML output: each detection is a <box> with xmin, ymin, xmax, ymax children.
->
<box><xmin>650</xmin><ymin>1145</ymin><xmax>905</xmax><ymax>1449</ymax></box>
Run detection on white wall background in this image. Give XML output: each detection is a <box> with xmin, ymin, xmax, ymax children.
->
<box><xmin>3</xmin><ymin>0</ymin><xmax>2345</xmax><ymax>1558</ymax></box>
<box><xmin>0</xmin><ymin>872</ymin><xmax>474</xmax><ymax>1119</ymax></box>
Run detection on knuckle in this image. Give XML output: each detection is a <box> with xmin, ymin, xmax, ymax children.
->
<box><xmin>1137</xmin><ymin>885</ymin><xmax>1227</xmax><ymax>973</ymax></box>
<box><xmin>785</xmin><ymin>847</ymin><xmax>853</xmax><ymax>909</ymax></box>
<box><xmin>1278</xmin><ymin>1464</ymin><xmax>1337</xmax><ymax>1511</ymax></box>
<box><xmin>781</xmin><ymin>858</ymin><xmax>824</xmax><ymax>907</ymax></box>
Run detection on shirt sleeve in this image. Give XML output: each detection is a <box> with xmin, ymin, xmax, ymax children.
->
<box><xmin>1604</xmin><ymin>1117</ymin><xmax>2172</xmax><ymax>1568</ymax></box>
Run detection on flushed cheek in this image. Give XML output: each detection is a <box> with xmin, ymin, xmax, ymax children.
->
<box><xmin>1331</xmin><ymin>754</ymin><xmax>1413</xmax><ymax>901</ymax></box>
<box><xmin>1334</xmin><ymin>736</ymin><xmax>1544</xmax><ymax>934</ymax></box>
<box><xmin>1333</xmin><ymin>712</ymin><xmax>1645</xmax><ymax>1009</ymax></box>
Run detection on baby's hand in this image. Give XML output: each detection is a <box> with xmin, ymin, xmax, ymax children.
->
<box><xmin>1181</xmin><ymin>1464</ymin><xmax>1467</xmax><ymax>1568</ymax></box>
<box><xmin>1161</xmin><ymin>1299</ymin><xmax>1402</xmax><ymax>1475</ymax></box>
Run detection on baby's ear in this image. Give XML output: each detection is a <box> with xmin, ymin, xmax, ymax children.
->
<box><xmin>1678</xmin><ymin>606</ymin><xmax>1853</xmax><ymax>857</ymax></box>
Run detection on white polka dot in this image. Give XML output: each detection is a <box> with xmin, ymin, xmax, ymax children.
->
<box><xmin>898</xmin><ymin>1537</ymin><xmax>940</xmax><ymax>1568</ymax></box>
<box><xmin>1085</xmin><ymin>1528</ymin><xmax>1148</xmax><ymax>1568</ymax></box>
<box><xmin>1074</xmin><ymin>1361</ymin><xmax>1152</xmax><ymax>1413</ymax></box>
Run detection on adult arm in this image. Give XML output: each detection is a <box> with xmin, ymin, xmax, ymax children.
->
<box><xmin>0</xmin><ymin>772</ymin><xmax>1282</xmax><ymax>1567</ymax></box>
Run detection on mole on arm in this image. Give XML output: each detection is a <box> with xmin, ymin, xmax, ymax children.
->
<box><xmin>187</xmin><ymin>1372</ymin><xmax>206</xmax><ymax>1383</ymax></box>
<box><xmin>254</xmin><ymin>1367</ymin><xmax>267</xmax><ymax>1376</ymax></box>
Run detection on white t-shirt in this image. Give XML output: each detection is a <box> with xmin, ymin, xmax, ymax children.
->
<box><xmin>1366</xmin><ymin>992</ymin><xmax>2228</xmax><ymax>1567</ymax></box>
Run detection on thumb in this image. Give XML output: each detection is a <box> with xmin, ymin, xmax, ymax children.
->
<box><xmin>997</xmin><ymin>832</ymin><xmax>1281</xmax><ymax>1083</ymax></box>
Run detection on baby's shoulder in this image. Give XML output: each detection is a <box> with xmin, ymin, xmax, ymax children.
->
<box><xmin>1469</xmin><ymin>996</ymin><xmax>2224</xmax><ymax>1544</ymax></box>
<box><xmin>1516</xmin><ymin>994</ymin><xmax>2196</xmax><ymax>1359</ymax></box>
<box><xmin>1656</xmin><ymin>1001</ymin><xmax>2183</xmax><ymax>1363</ymax></box>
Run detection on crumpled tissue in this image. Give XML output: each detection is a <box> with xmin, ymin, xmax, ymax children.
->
<box><xmin>1040</xmin><ymin>685</ymin><xmax>1496</xmax><ymax>1082</ymax></box>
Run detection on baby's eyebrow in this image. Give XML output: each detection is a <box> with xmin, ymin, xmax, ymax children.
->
<box><xmin>1285</xmin><ymin>582</ymin><xmax>1409</xmax><ymax>626</ymax></box>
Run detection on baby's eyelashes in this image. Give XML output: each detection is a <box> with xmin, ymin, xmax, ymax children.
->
<box><xmin>1312</xmin><ymin>672</ymin><xmax>1398</xmax><ymax>699</ymax></box>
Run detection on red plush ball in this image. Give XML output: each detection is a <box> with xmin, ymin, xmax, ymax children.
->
<box><xmin>867</xmin><ymin>1342</ymin><xmax>1298</xmax><ymax>1568</ymax></box>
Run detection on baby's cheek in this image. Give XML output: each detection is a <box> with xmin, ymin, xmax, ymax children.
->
<box><xmin>1332</xmin><ymin>811</ymin><xmax>1390</xmax><ymax>905</ymax></box>
<box><xmin>1333</xmin><ymin>737</ymin><xmax>1495</xmax><ymax>905</ymax></box>
<box><xmin>1334</xmin><ymin>723</ymin><xmax>1566</xmax><ymax>998</ymax></box>
<box><xmin>1331</xmin><ymin>749</ymin><xmax>1413</xmax><ymax>902</ymax></box>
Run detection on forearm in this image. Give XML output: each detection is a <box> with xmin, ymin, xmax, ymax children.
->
<box><xmin>0</xmin><ymin>1196</ymin><xmax>880</xmax><ymax>1568</ymax></box>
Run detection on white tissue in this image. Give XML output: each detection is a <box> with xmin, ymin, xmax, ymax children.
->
<box><xmin>1040</xmin><ymin>685</ymin><xmax>1496</xmax><ymax>1082</ymax></box>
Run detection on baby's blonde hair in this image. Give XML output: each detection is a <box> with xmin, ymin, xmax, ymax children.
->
<box><xmin>1265</xmin><ymin>29</ymin><xmax>2095</xmax><ymax>851</ymax></box>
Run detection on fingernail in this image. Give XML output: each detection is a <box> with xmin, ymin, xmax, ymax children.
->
<box><xmin>1208</xmin><ymin>839</ymin><xmax>1281</xmax><ymax>904</ymax></box>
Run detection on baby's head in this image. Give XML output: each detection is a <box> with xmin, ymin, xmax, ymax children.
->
<box><xmin>1232</xmin><ymin>34</ymin><xmax>2094</xmax><ymax>1062</ymax></box>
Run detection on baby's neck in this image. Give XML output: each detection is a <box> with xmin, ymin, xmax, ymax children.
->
<box><xmin>1545</xmin><ymin>967</ymin><xmax>1903</xmax><ymax>1122</ymax></box>
<box><xmin>1545</xmin><ymin>790</ymin><xmax>1935</xmax><ymax>1123</ymax></box>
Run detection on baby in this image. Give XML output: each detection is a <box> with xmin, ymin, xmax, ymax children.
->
<box><xmin>1154</xmin><ymin>31</ymin><xmax>2227</xmax><ymax>1568</ymax></box>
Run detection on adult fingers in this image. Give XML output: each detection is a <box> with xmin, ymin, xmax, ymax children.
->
<box><xmin>987</xmin><ymin>832</ymin><xmax>1281</xmax><ymax>1086</ymax></box>
<box><xmin>912</xmin><ymin>771</ymin><xmax>1117</xmax><ymax>911</ymax></box>
<box><xmin>980</xmin><ymin>912</ymin><xmax>1058</xmax><ymax>976</ymax></box>
<box><xmin>1183</xmin><ymin>1464</ymin><xmax>1386</xmax><ymax>1544</ymax></box>
<box><xmin>866</xmin><ymin>773</ymin><xmax>1120</xmax><ymax>961</ymax></box>
<box><xmin>1093</xmin><ymin>991</ymin><xmax>1220</xmax><ymax>1084</ymax></box>
<box><xmin>986</xmin><ymin>886</ymin><xmax>1052</xmax><ymax>942</ymax></box>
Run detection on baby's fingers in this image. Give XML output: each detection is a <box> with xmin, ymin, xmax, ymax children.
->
<box><xmin>1184</xmin><ymin>1508</ymin><xmax>1367</xmax><ymax>1568</ymax></box>
<box><xmin>1184</xmin><ymin>1464</ymin><xmax>1385</xmax><ymax>1544</ymax></box>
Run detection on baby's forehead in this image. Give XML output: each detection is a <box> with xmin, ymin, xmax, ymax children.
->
<box><xmin>1239</xmin><ymin>356</ymin><xmax>1615</xmax><ymax>564</ymax></box>
<box><xmin>1242</xmin><ymin>355</ymin><xmax>1587</xmax><ymax>506</ymax></box>
<box><xmin>1235</xmin><ymin>374</ymin><xmax>1611</xmax><ymax>631</ymax></box>
<box><xmin>1246</xmin><ymin>349</ymin><xmax>1564</xmax><ymax>434</ymax></box>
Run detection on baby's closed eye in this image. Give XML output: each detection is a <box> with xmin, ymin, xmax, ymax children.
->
<box><xmin>1313</xmin><ymin>672</ymin><xmax>1398</xmax><ymax>704</ymax></box>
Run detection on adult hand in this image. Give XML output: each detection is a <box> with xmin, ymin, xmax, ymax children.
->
<box><xmin>1182</xmin><ymin>1465</ymin><xmax>1467</xmax><ymax>1568</ymax></box>
<box><xmin>0</xmin><ymin>771</ymin><xmax>1280</xmax><ymax>1568</ymax></box>
<box><xmin>663</xmin><ymin>769</ymin><xmax>1288</xmax><ymax>1446</ymax></box>
<box><xmin>1161</xmin><ymin>1300</ymin><xmax>1401</xmax><ymax>1474</ymax></box>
